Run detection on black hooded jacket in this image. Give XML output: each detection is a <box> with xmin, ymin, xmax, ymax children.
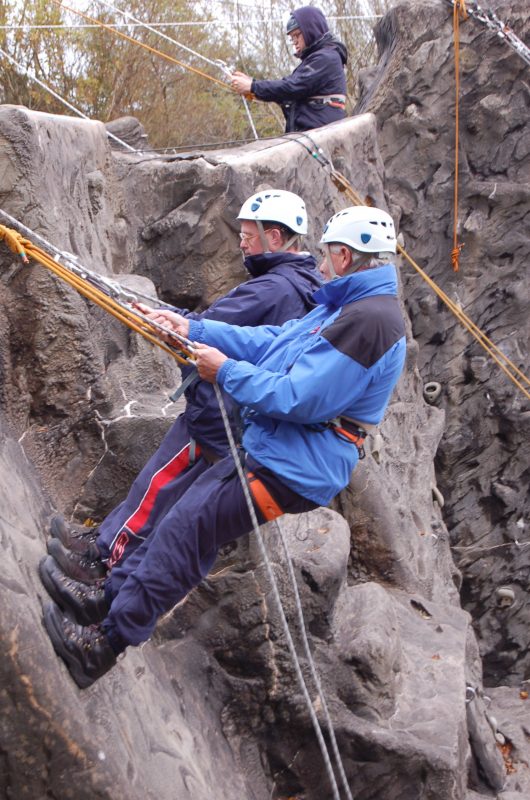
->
<box><xmin>251</xmin><ymin>6</ymin><xmax>348</xmax><ymax>133</ymax></box>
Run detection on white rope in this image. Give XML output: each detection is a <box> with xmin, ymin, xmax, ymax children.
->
<box><xmin>0</xmin><ymin>208</ymin><xmax>195</xmax><ymax>354</ymax></box>
<box><xmin>276</xmin><ymin>519</ymin><xmax>354</xmax><ymax>800</ymax></box>
<box><xmin>0</xmin><ymin>207</ymin><xmax>176</xmax><ymax>306</ymax></box>
<box><xmin>92</xmin><ymin>0</ymin><xmax>227</xmax><ymax>71</ymax></box>
<box><xmin>0</xmin><ymin>16</ymin><xmax>382</xmax><ymax>31</ymax></box>
<box><xmin>91</xmin><ymin>0</ymin><xmax>259</xmax><ymax>140</ymax></box>
<box><xmin>0</xmin><ymin>45</ymin><xmax>137</xmax><ymax>153</ymax></box>
<box><xmin>0</xmin><ymin>22</ymin><xmax>218</xmax><ymax>30</ymax></box>
<box><xmin>213</xmin><ymin>383</ymin><xmax>353</xmax><ymax>800</ymax></box>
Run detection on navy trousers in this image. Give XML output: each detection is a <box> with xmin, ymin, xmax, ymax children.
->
<box><xmin>96</xmin><ymin>414</ymin><xmax>212</xmax><ymax>566</ymax></box>
<box><xmin>102</xmin><ymin>454</ymin><xmax>317</xmax><ymax>649</ymax></box>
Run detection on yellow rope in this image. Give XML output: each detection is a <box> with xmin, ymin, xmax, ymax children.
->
<box><xmin>397</xmin><ymin>243</ymin><xmax>530</xmax><ymax>400</ymax></box>
<box><xmin>50</xmin><ymin>0</ymin><xmax>234</xmax><ymax>93</ymax></box>
<box><xmin>0</xmin><ymin>224</ymin><xmax>194</xmax><ymax>367</ymax></box>
<box><xmin>326</xmin><ymin>169</ymin><xmax>530</xmax><ymax>401</ymax></box>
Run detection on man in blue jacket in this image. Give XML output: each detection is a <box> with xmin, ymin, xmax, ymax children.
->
<box><xmin>231</xmin><ymin>6</ymin><xmax>347</xmax><ymax>132</ymax></box>
<box><xmin>42</xmin><ymin>205</ymin><xmax>406</xmax><ymax>688</ymax></box>
<box><xmin>40</xmin><ymin>189</ymin><xmax>320</xmax><ymax>587</ymax></box>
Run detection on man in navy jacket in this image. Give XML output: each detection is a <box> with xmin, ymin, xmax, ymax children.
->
<box><xmin>232</xmin><ymin>6</ymin><xmax>347</xmax><ymax>132</ymax></box>
<box><xmin>41</xmin><ymin>205</ymin><xmax>406</xmax><ymax>689</ymax></box>
<box><xmin>40</xmin><ymin>189</ymin><xmax>320</xmax><ymax>584</ymax></box>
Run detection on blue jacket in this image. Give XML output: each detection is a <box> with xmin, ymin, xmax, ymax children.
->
<box><xmin>175</xmin><ymin>251</ymin><xmax>321</xmax><ymax>455</ymax></box>
<box><xmin>252</xmin><ymin>6</ymin><xmax>347</xmax><ymax>132</ymax></box>
<box><xmin>188</xmin><ymin>264</ymin><xmax>406</xmax><ymax>505</ymax></box>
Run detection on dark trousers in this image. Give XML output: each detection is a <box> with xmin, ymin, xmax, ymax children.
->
<box><xmin>102</xmin><ymin>454</ymin><xmax>317</xmax><ymax>649</ymax></box>
<box><xmin>97</xmin><ymin>414</ymin><xmax>211</xmax><ymax>566</ymax></box>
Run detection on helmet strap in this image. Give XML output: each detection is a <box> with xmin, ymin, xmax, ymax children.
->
<box><xmin>282</xmin><ymin>233</ymin><xmax>300</xmax><ymax>251</ymax></box>
<box><xmin>323</xmin><ymin>244</ymin><xmax>339</xmax><ymax>280</ymax></box>
<box><xmin>256</xmin><ymin>221</ymin><xmax>271</xmax><ymax>254</ymax></box>
<box><xmin>344</xmin><ymin>249</ymin><xmax>368</xmax><ymax>276</ymax></box>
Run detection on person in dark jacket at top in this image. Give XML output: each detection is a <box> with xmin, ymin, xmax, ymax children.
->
<box><xmin>40</xmin><ymin>189</ymin><xmax>320</xmax><ymax>587</ymax></box>
<box><xmin>231</xmin><ymin>6</ymin><xmax>347</xmax><ymax>133</ymax></box>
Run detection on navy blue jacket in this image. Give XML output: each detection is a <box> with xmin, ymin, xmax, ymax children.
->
<box><xmin>174</xmin><ymin>251</ymin><xmax>321</xmax><ymax>455</ymax></box>
<box><xmin>251</xmin><ymin>7</ymin><xmax>347</xmax><ymax>132</ymax></box>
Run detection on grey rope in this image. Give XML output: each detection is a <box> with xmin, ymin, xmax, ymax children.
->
<box><xmin>0</xmin><ymin>209</ymin><xmax>172</xmax><ymax>308</ymax></box>
<box><xmin>276</xmin><ymin>519</ymin><xmax>354</xmax><ymax>800</ymax></box>
<box><xmin>0</xmin><ymin>208</ymin><xmax>195</xmax><ymax>356</ymax></box>
<box><xmin>92</xmin><ymin>0</ymin><xmax>259</xmax><ymax>139</ymax></box>
<box><xmin>0</xmin><ymin>45</ymin><xmax>136</xmax><ymax>153</ymax></box>
<box><xmin>212</xmin><ymin>383</ymin><xmax>351</xmax><ymax>800</ymax></box>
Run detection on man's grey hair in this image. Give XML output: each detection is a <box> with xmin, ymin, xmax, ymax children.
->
<box><xmin>329</xmin><ymin>243</ymin><xmax>394</xmax><ymax>267</ymax></box>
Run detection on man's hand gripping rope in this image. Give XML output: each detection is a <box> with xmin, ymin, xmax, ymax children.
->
<box><xmin>134</xmin><ymin>303</ymin><xmax>228</xmax><ymax>382</ymax></box>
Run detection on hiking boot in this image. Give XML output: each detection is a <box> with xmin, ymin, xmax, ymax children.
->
<box><xmin>43</xmin><ymin>601</ymin><xmax>116</xmax><ymax>689</ymax></box>
<box><xmin>39</xmin><ymin>555</ymin><xmax>109</xmax><ymax>626</ymax></box>
<box><xmin>49</xmin><ymin>514</ymin><xmax>99</xmax><ymax>554</ymax></box>
<box><xmin>46</xmin><ymin>538</ymin><xmax>107</xmax><ymax>584</ymax></box>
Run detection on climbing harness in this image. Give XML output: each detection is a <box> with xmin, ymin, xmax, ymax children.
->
<box><xmin>309</xmin><ymin>94</ymin><xmax>347</xmax><ymax>110</ymax></box>
<box><xmin>329</xmin><ymin>419</ymin><xmax>367</xmax><ymax>458</ymax></box>
<box><xmin>213</xmin><ymin>384</ymin><xmax>354</xmax><ymax>800</ymax></box>
<box><xmin>0</xmin><ymin>211</ymin><xmax>195</xmax><ymax>369</ymax></box>
<box><xmin>246</xmin><ymin>472</ymin><xmax>284</xmax><ymax>522</ymax></box>
<box><xmin>0</xmin><ymin>44</ymin><xmax>136</xmax><ymax>153</ymax></box>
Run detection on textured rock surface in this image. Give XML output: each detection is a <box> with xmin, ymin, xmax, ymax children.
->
<box><xmin>1</xmin><ymin>3</ymin><xmax>527</xmax><ymax>794</ymax></box>
<box><xmin>357</xmin><ymin>0</ymin><xmax>529</xmax><ymax>687</ymax></box>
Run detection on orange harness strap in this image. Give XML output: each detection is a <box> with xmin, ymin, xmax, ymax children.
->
<box><xmin>247</xmin><ymin>471</ymin><xmax>284</xmax><ymax>522</ymax></box>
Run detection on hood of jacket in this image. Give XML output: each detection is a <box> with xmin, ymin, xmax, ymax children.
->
<box><xmin>291</xmin><ymin>6</ymin><xmax>348</xmax><ymax>64</ymax></box>
<box><xmin>313</xmin><ymin>263</ymin><xmax>399</xmax><ymax>309</ymax></box>
<box><xmin>244</xmin><ymin>249</ymin><xmax>317</xmax><ymax>279</ymax></box>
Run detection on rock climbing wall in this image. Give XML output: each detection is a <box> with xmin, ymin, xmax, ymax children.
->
<box><xmin>0</xmin><ymin>1</ymin><xmax>529</xmax><ymax>794</ymax></box>
<box><xmin>357</xmin><ymin>0</ymin><xmax>529</xmax><ymax>690</ymax></box>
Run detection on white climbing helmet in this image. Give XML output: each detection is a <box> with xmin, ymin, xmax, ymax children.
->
<box><xmin>319</xmin><ymin>206</ymin><xmax>397</xmax><ymax>254</ymax></box>
<box><xmin>237</xmin><ymin>190</ymin><xmax>308</xmax><ymax>235</ymax></box>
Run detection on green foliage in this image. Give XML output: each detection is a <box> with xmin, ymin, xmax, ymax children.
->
<box><xmin>0</xmin><ymin>0</ymin><xmax>392</xmax><ymax>148</ymax></box>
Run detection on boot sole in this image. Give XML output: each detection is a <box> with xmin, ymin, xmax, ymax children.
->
<box><xmin>43</xmin><ymin>603</ymin><xmax>96</xmax><ymax>689</ymax></box>
<box><xmin>46</xmin><ymin>538</ymin><xmax>107</xmax><ymax>584</ymax></box>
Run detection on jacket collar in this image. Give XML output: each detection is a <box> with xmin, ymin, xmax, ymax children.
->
<box><xmin>244</xmin><ymin>250</ymin><xmax>315</xmax><ymax>277</ymax></box>
<box><xmin>313</xmin><ymin>263</ymin><xmax>398</xmax><ymax>309</ymax></box>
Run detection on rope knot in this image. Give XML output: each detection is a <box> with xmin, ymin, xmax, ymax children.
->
<box><xmin>0</xmin><ymin>225</ymin><xmax>30</xmax><ymax>263</ymax></box>
<box><xmin>451</xmin><ymin>243</ymin><xmax>464</xmax><ymax>272</ymax></box>
<box><xmin>455</xmin><ymin>0</ymin><xmax>469</xmax><ymax>21</ymax></box>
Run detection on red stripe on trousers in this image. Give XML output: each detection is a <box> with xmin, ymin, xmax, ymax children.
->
<box><xmin>124</xmin><ymin>441</ymin><xmax>201</xmax><ymax>536</ymax></box>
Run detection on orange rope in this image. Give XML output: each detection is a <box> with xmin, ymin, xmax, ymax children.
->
<box><xmin>0</xmin><ymin>224</ymin><xmax>194</xmax><ymax>367</ymax></box>
<box><xmin>316</xmin><ymin>160</ymin><xmax>530</xmax><ymax>401</ymax></box>
<box><xmin>50</xmin><ymin>0</ymin><xmax>234</xmax><ymax>93</ymax></box>
<box><xmin>452</xmin><ymin>0</ymin><xmax>468</xmax><ymax>272</ymax></box>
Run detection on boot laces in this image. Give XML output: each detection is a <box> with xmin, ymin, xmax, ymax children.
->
<box><xmin>65</xmin><ymin>617</ymin><xmax>105</xmax><ymax>650</ymax></box>
<box><xmin>58</xmin><ymin>571</ymin><xmax>105</xmax><ymax>599</ymax></box>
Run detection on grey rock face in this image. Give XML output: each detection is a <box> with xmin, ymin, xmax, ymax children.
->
<box><xmin>1</xmin><ymin>11</ymin><xmax>525</xmax><ymax>793</ymax></box>
<box><xmin>357</xmin><ymin>0</ymin><xmax>530</xmax><ymax>685</ymax></box>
